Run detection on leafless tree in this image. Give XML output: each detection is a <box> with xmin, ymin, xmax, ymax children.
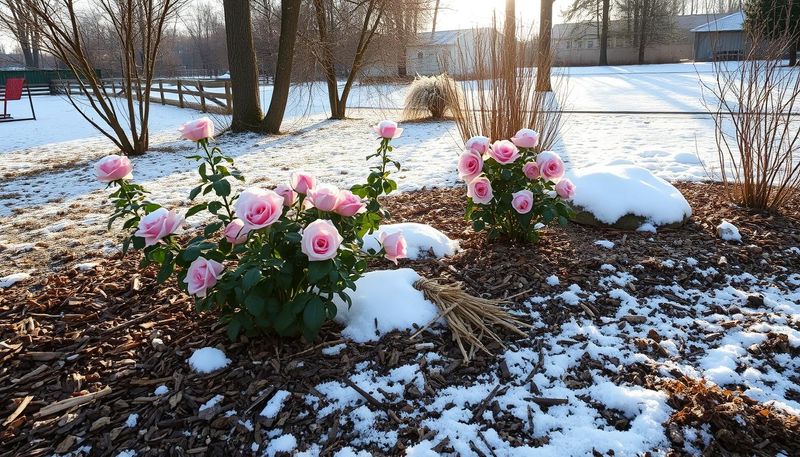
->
<box><xmin>261</xmin><ymin>0</ymin><xmax>301</xmax><ymax>133</ymax></box>
<box><xmin>0</xmin><ymin>0</ymin><xmax>41</xmax><ymax>67</ymax></box>
<box><xmin>23</xmin><ymin>0</ymin><xmax>184</xmax><ymax>155</ymax></box>
<box><xmin>537</xmin><ymin>0</ymin><xmax>553</xmax><ymax>91</ymax></box>
<box><xmin>182</xmin><ymin>1</ymin><xmax>227</xmax><ymax>74</ymax></box>
<box><xmin>310</xmin><ymin>0</ymin><xmax>387</xmax><ymax>119</ymax></box>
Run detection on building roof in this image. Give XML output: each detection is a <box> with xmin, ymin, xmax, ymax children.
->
<box><xmin>690</xmin><ymin>11</ymin><xmax>744</xmax><ymax>33</ymax></box>
<box><xmin>412</xmin><ymin>28</ymin><xmax>493</xmax><ymax>47</ymax></box>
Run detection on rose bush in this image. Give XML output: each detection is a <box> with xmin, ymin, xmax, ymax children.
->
<box><xmin>459</xmin><ymin>128</ymin><xmax>575</xmax><ymax>242</ymax></box>
<box><xmin>99</xmin><ymin>117</ymin><xmax>407</xmax><ymax>341</ymax></box>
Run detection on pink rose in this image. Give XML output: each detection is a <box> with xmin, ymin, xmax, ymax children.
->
<box><xmin>488</xmin><ymin>140</ymin><xmax>520</xmax><ymax>164</ymax></box>
<box><xmin>380</xmin><ymin>231</ymin><xmax>407</xmax><ymax>264</ymax></box>
<box><xmin>555</xmin><ymin>178</ymin><xmax>576</xmax><ymax>200</ymax></box>
<box><xmin>224</xmin><ymin>219</ymin><xmax>249</xmax><ymax>245</ymax></box>
<box><xmin>275</xmin><ymin>184</ymin><xmax>296</xmax><ymax>207</ymax></box>
<box><xmin>234</xmin><ymin>188</ymin><xmax>284</xmax><ymax>230</ymax></box>
<box><xmin>94</xmin><ymin>154</ymin><xmax>133</xmax><ymax>183</ymax></box>
<box><xmin>178</xmin><ymin>117</ymin><xmax>215</xmax><ymax>142</ymax></box>
<box><xmin>290</xmin><ymin>172</ymin><xmax>316</xmax><ymax>195</ymax></box>
<box><xmin>536</xmin><ymin>151</ymin><xmax>565</xmax><ymax>181</ymax></box>
<box><xmin>335</xmin><ymin>190</ymin><xmax>366</xmax><ymax>217</ymax></box>
<box><xmin>373</xmin><ymin>120</ymin><xmax>403</xmax><ymax>139</ymax></box>
<box><xmin>183</xmin><ymin>256</ymin><xmax>223</xmax><ymax>297</ymax></box>
<box><xmin>308</xmin><ymin>184</ymin><xmax>341</xmax><ymax>212</ymax></box>
<box><xmin>301</xmin><ymin>219</ymin><xmax>343</xmax><ymax>261</ymax></box>
<box><xmin>523</xmin><ymin>162</ymin><xmax>540</xmax><ymax>180</ymax></box>
<box><xmin>511</xmin><ymin>190</ymin><xmax>534</xmax><ymax>214</ymax></box>
<box><xmin>465</xmin><ymin>135</ymin><xmax>490</xmax><ymax>155</ymax></box>
<box><xmin>457</xmin><ymin>150</ymin><xmax>484</xmax><ymax>182</ymax></box>
<box><xmin>134</xmin><ymin>208</ymin><xmax>183</xmax><ymax>246</ymax></box>
<box><xmin>511</xmin><ymin>128</ymin><xmax>539</xmax><ymax>149</ymax></box>
<box><xmin>467</xmin><ymin>175</ymin><xmax>493</xmax><ymax>204</ymax></box>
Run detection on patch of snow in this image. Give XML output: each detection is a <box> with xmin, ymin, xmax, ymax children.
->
<box><xmin>265</xmin><ymin>434</ymin><xmax>297</xmax><ymax>457</ymax></box>
<box><xmin>362</xmin><ymin>223</ymin><xmax>459</xmax><ymax>259</ymax></box>
<box><xmin>115</xmin><ymin>451</ymin><xmax>136</xmax><ymax>457</ymax></box>
<box><xmin>260</xmin><ymin>390</ymin><xmax>291</xmax><ymax>419</ymax></box>
<box><xmin>75</xmin><ymin>262</ymin><xmax>97</xmax><ymax>271</ymax></box>
<box><xmin>717</xmin><ymin>220</ymin><xmax>742</xmax><ymax>242</ymax></box>
<box><xmin>198</xmin><ymin>394</ymin><xmax>223</xmax><ymax>412</ymax></box>
<box><xmin>187</xmin><ymin>347</ymin><xmax>230</xmax><ymax>373</ymax></box>
<box><xmin>333</xmin><ymin>269</ymin><xmax>439</xmax><ymax>342</ymax></box>
<box><xmin>595</xmin><ymin>239</ymin><xmax>615</xmax><ymax>249</ymax></box>
<box><xmin>124</xmin><ymin>413</ymin><xmax>138</xmax><ymax>428</ymax></box>
<box><xmin>637</xmin><ymin>222</ymin><xmax>657</xmax><ymax>233</ymax></box>
<box><xmin>0</xmin><ymin>272</ymin><xmax>30</xmax><ymax>288</ymax></box>
<box><xmin>569</xmin><ymin>162</ymin><xmax>692</xmax><ymax>226</ymax></box>
<box><xmin>154</xmin><ymin>385</ymin><xmax>169</xmax><ymax>396</ymax></box>
<box><xmin>546</xmin><ymin>275</ymin><xmax>560</xmax><ymax>286</ymax></box>
<box><xmin>322</xmin><ymin>343</ymin><xmax>346</xmax><ymax>356</ymax></box>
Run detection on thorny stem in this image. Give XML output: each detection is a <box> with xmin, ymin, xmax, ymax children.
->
<box><xmin>200</xmin><ymin>140</ymin><xmax>235</xmax><ymax>221</ymax></box>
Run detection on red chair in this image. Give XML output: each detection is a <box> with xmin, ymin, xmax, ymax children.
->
<box><xmin>1</xmin><ymin>77</ymin><xmax>37</xmax><ymax>122</ymax></box>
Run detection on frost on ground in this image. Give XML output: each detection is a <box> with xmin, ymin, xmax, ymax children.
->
<box><xmin>362</xmin><ymin>223</ymin><xmax>460</xmax><ymax>259</ymax></box>
<box><xmin>333</xmin><ymin>269</ymin><xmax>439</xmax><ymax>342</ymax></box>
<box><xmin>188</xmin><ymin>347</ymin><xmax>231</xmax><ymax>373</ymax></box>
<box><xmin>270</xmin><ymin>259</ymin><xmax>800</xmax><ymax>456</ymax></box>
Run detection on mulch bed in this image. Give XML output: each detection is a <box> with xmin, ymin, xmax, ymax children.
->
<box><xmin>1</xmin><ymin>182</ymin><xmax>799</xmax><ymax>456</ymax></box>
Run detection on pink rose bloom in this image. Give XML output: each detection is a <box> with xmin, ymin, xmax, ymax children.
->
<box><xmin>511</xmin><ymin>128</ymin><xmax>540</xmax><ymax>149</ymax></box>
<box><xmin>488</xmin><ymin>140</ymin><xmax>520</xmax><ymax>164</ymax></box>
<box><xmin>290</xmin><ymin>172</ymin><xmax>316</xmax><ymax>195</ymax></box>
<box><xmin>380</xmin><ymin>231</ymin><xmax>407</xmax><ymax>264</ymax></box>
<box><xmin>178</xmin><ymin>117</ymin><xmax>215</xmax><ymax>142</ymax></box>
<box><xmin>308</xmin><ymin>184</ymin><xmax>341</xmax><ymax>212</ymax></box>
<box><xmin>335</xmin><ymin>190</ymin><xmax>366</xmax><ymax>217</ymax></box>
<box><xmin>373</xmin><ymin>120</ymin><xmax>403</xmax><ymax>139</ymax></box>
<box><xmin>523</xmin><ymin>161</ymin><xmax>540</xmax><ymax>180</ymax></box>
<box><xmin>465</xmin><ymin>135</ymin><xmax>490</xmax><ymax>155</ymax></box>
<box><xmin>457</xmin><ymin>150</ymin><xmax>484</xmax><ymax>182</ymax></box>
<box><xmin>183</xmin><ymin>256</ymin><xmax>223</xmax><ymax>297</ymax></box>
<box><xmin>234</xmin><ymin>188</ymin><xmax>284</xmax><ymax>230</ymax></box>
<box><xmin>536</xmin><ymin>151</ymin><xmax>565</xmax><ymax>182</ymax></box>
<box><xmin>511</xmin><ymin>190</ymin><xmax>534</xmax><ymax>214</ymax></box>
<box><xmin>274</xmin><ymin>184</ymin><xmax>296</xmax><ymax>207</ymax></box>
<box><xmin>467</xmin><ymin>175</ymin><xmax>493</xmax><ymax>204</ymax></box>
<box><xmin>555</xmin><ymin>178</ymin><xmax>576</xmax><ymax>200</ymax></box>
<box><xmin>224</xmin><ymin>218</ymin><xmax>249</xmax><ymax>245</ymax></box>
<box><xmin>134</xmin><ymin>207</ymin><xmax>183</xmax><ymax>246</ymax></box>
<box><xmin>301</xmin><ymin>219</ymin><xmax>343</xmax><ymax>261</ymax></box>
<box><xmin>94</xmin><ymin>154</ymin><xmax>133</xmax><ymax>183</ymax></box>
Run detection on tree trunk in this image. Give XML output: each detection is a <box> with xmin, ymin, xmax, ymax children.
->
<box><xmin>223</xmin><ymin>0</ymin><xmax>263</xmax><ymax>132</ymax></box>
<box><xmin>261</xmin><ymin>0</ymin><xmax>301</xmax><ymax>134</ymax></box>
<box><xmin>637</xmin><ymin>0</ymin><xmax>648</xmax><ymax>65</ymax></box>
<box><xmin>790</xmin><ymin>39</ymin><xmax>798</xmax><ymax>67</ymax></box>
<box><xmin>536</xmin><ymin>0</ymin><xmax>553</xmax><ymax>92</ymax></box>
<box><xmin>599</xmin><ymin>0</ymin><xmax>610</xmax><ymax>66</ymax></box>
<box><xmin>430</xmin><ymin>0</ymin><xmax>440</xmax><ymax>36</ymax></box>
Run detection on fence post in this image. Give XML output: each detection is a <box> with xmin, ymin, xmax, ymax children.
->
<box><xmin>224</xmin><ymin>81</ymin><xmax>232</xmax><ymax>114</ymax></box>
<box><xmin>159</xmin><ymin>81</ymin><xmax>165</xmax><ymax>105</ymax></box>
<box><xmin>198</xmin><ymin>80</ymin><xmax>207</xmax><ymax>113</ymax></box>
<box><xmin>177</xmin><ymin>79</ymin><xmax>184</xmax><ymax>108</ymax></box>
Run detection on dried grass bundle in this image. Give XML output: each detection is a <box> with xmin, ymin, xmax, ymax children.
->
<box><xmin>413</xmin><ymin>278</ymin><xmax>530</xmax><ymax>363</ymax></box>
<box><xmin>447</xmin><ymin>25</ymin><xmax>566</xmax><ymax>150</ymax></box>
<box><xmin>402</xmin><ymin>74</ymin><xmax>462</xmax><ymax>120</ymax></box>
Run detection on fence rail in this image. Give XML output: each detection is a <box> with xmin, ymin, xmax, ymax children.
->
<box><xmin>55</xmin><ymin>78</ymin><xmax>233</xmax><ymax>114</ymax></box>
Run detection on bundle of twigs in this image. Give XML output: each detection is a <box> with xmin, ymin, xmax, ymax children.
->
<box><xmin>412</xmin><ymin>278</ymin><xmax>531</xmax><ymax>363</ymax></box>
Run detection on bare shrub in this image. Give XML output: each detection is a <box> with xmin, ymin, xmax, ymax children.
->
<box><xmin>402</xmin><ymin>73</ymin><xmax>461</xmax><ymax>120</ymax></box>
<box><xmin>703</xmin><ymin>19</ymin><xmax>800</xmax><ymax>210</ymax></box>
<box><xmin>448</xmin><ymin>27</ymin><xmax>565</xmax><ymax>151</ymax></box>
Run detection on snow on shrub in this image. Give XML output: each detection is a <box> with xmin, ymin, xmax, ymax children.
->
<box><xmin>402</xmin><ymin>74</ymin><xmax>461</xmax><ymax>120</ymax></box>
<box><xmin>99</xmin><ymin>117</ymin><xmax>407</xmax><ymax>341</ymax></box>
<box><xmin>458</xmin><ymin>129</ymin><xmax>575</xmax><ymax>242</ymax></box>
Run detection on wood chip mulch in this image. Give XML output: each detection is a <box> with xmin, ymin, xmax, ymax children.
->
<box><xmin>1</xmin><ymin>182</ymin><xmax>799</xmax><ymax>456</ymax></box>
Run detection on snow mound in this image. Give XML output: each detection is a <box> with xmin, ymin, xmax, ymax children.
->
<box><xmin>595</xmin><ymin>240</ymin><xmax>615</xmax><ymax>249</ymax></box>
<box><xmin>260</xmin><ymin>390</ymin><xmax>291</xmax><ymax>418</ymax></box>
<box><xmin>362</xmin><ymin>223</ymin><xmax>459</xmax><ymax>259</ymax></box>
<box><xmin>569</xmin><ymin>161</ymin><xmax>691</xmax><ymax>226</ymax></box>
<box><xmin>188</xmin><ymin>347</ymin><xmax>230</xmax><ymax>373</ymax></box>
<box><xmin>717</xmin><ymin>220</ymin><xmax>742</xmax><ymax>242</ymax></box>
<box><xmin>0</xmin><ymin>272</ymin><xmax>30</xmax><ymax>288</ymax></box>
<box><xmin>333</xmin><ymin>269</ymin><xmax>439</xmax><ymax>342</ymax></box>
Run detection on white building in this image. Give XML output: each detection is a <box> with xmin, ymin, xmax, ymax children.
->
<box><xmin>405</xmin><ymin>28</ymin><xmax>496</xmax><ymax>77</ymax></box>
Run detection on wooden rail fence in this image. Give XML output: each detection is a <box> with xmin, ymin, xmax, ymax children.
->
<box><xmin>56</xmin><ymin>78</ymin><xmax>233</xmax><ymax>114</ymax></box>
